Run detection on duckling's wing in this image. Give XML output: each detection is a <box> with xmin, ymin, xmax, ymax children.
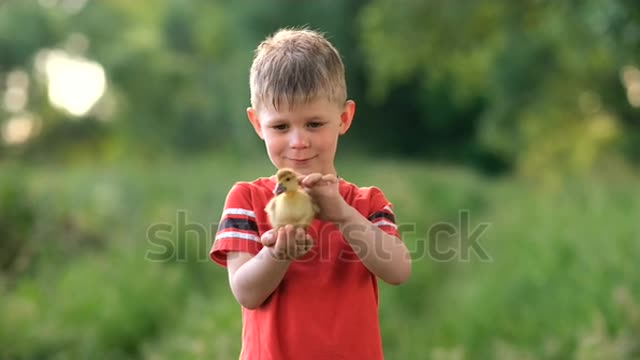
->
<box><xmin>265</xmin><ymin>196</ymin><xmax>277</xmax><ymax>225</ymax></box>
<box><xmin>293</xmin><ymin>191</ymin><xmax>318</xmax><ymax>226</ymax></box>
<box><xmin>299</xmin><ymin>190</ymin><xmax>320</xmax><ymax>215</ymax></box>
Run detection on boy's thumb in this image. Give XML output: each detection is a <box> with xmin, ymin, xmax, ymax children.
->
<box><xmin>262</xmin><ymin>230</ymin><xmax>276</xmax><ymax>246</ymax></box>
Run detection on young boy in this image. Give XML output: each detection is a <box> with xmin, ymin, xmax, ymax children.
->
<box><xmin>210</xmin><ymin>28</ymin><xmax>411</xmax><ymax>360</ymax></box>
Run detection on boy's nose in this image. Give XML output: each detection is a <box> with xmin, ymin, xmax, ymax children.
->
<box><xmin>289</xmin><ymin>129</ymin><xmax>309</xmax><ymax>149</ymax></box>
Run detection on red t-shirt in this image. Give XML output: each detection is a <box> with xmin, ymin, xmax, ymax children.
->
<box><xmin>210</xmin><ymin>176</ymin><xmax>400</xmax><ymax>360</ymax></box>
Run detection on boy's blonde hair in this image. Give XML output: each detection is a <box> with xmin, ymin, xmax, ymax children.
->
<box><xmin>250</xmin><ymin>28</ymin><xmax>347</xmax><ymax>111</ymax></box>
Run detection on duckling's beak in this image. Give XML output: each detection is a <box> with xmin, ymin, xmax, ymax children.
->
<box><xmin>274</xmin><ymin>183</ymin><xmax>286</xmax><ymax>195</ymax></box>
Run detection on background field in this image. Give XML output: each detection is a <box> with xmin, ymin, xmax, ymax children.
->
<box><xmin>1</xmin><ymin>1</ymin><xmax>639</xmax><ymax>359</ymax></box>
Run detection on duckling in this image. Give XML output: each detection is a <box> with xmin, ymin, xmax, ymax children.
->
<box><xmin>265</xmin><ymin>168</ymin><xmax>319</xmax><ymax>229</ymax></box>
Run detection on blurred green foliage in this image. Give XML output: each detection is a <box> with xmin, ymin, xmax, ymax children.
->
<box><xmin>1</xmin><ymin>157</ymin><xmax>639</xmax><ymax>359</ymax></box>
<box><xmin>1</xmin><ymin>1</ymin><xmax>640</xmax><ymax>359</ymax></box>
<box><xmin>0</xmin><ymin>165</ymin><xmax>35</xmax><ymax>274</ymax></box>
<box><xmin>0</xmin><ymin>0</ymin><xmax>638</xmax><ymax>175</ymax></box>
<box><xmin>360</xmin><ymin>0</ymin><xmax>640</xmax><ymax>175</ymax></box>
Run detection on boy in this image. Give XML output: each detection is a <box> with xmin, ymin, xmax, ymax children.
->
<box><xmin>210</xmin><ymin>28</ymin><xmax>411</xmax><ymax>359</ymax></box>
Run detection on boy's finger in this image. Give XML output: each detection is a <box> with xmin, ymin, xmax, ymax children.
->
<box><xmin>294</xmin><ymin>227</ymin><xmax>305</xmax><ymax>241</ymax></box>
<box><xmin>299</xmin><ymin>245</ymin><xmax>312</xmax><ymax>256</ymax></box>
<box><xmin>297</xmin><ymin>239</ymin><xmax>313</xmax><ymax>254</ymax></box>
<box><xmin>304</xmin><ymin>234</ymin><xmax>314</xmax><ymax>245</ymax></box>
<box><xmin>321</xmin><ymin>174</ymin><xmax>338</xmax><ymax>183</ymax></box>
<box><xmin>300</xmin><ymin>242</ymin><xmax>313</xmax><ymax>255</ymax></box>
<box><xmin>261</xmin><ymin>229</ymin><xmax>276</xmax><ymax>246</ymax></box>
<box><xmin>274</xmin><ymin>227</ymin><xmax>286</xmax><ymax>250</ymax></box>
<box><xmin>301</xmin><ymin>173</ymin><xmax>322</xmax><ymax>187</ymax></box>
<box><xmin>284</xmin><ymin>225</ymin><xmax>297</xmax><ymax>251</ymax></box>
<box><xmin>284</xmin><ymin>224</ymin><xmax>296</xmax><ymax>240</ymax></box>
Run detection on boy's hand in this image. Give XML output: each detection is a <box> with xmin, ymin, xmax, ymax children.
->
<box><xmin>299</xmin><ymin>173</ymin><xmax>353</xmax><ymax>224</ymax></box>
<box><xmin>260</xmin><ymin>225</ymin><xmax>314</xmax><ymax>261</ymax></box>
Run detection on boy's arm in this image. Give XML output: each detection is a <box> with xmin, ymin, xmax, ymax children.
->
<box><xmin>226</xmin><ymin>226</ymin><xmax>314</xmax><ymax>309</ymax></box>
<box><xmin>227</xmin><ymin>250</ymin><xmax>292</xmax><ymax>310</ymax></box>
<box><xmin>300</xmin><ymin>173</ymin><xmax>411</xmax><ymax>285</ymax></box>
<box><xmin>336</xmin><ymin>208</ymin><xmax>411</xmax><ymax>285</ymax></box>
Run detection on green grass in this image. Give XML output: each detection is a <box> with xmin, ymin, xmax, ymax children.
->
<box><xmin>1</xmin><ymin>156</ymin><xmax>639</xmax><ymax>359</ymax></box>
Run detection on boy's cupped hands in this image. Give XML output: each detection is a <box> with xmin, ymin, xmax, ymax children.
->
<box><xmin>260</xmin><ymin>172</ymin><xmax>355</xmax><ymax>255</ymax></box>
<box><xmin>298</xmin><ymin>173</ymin><xmax>352</xmax><ymax>224</ymax></box>
<box><xmin>261</xmin><ymin>225</ymin><xmax>314</xmax><ymax>261</ymax></box>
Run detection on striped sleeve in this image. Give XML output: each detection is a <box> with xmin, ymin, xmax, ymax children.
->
<box><xmin>367</xmin><ymin>187</ymin><xmax>400</xmax><ymax>238</ymax></box>
<box><xmin>210</xmin><ymin>184</ymin><xmax>263</xmax><ymax>267</ymax></box>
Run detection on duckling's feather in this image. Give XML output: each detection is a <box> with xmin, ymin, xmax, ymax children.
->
<box><xmin>266</xmin><ymin>188</ymin><xmax>317</xmax><ymax>229</ymax></box>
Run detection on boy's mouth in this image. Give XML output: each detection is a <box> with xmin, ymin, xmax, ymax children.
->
<box><xmin>286</xmin><ymin>155</ymin><xmax>317</xmax><ymax>162</ymax></box>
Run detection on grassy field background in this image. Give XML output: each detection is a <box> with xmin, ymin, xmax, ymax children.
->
<box><xmin>1</xmin><ymin>156</ymin><xmax>639</xmax><ymax>359</ymax></box>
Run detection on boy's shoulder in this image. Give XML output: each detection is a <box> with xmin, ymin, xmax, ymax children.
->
<box><xmin>227</xmin><ymin>176</ymin><xmax>275</xmax><ymax>192</ymax></box>
<box><xmin>223</xmin><ymin>176</ymin><xmax>275</xmax><ymax>204</ymax></box>
<box><xmin>339</xmin><ymin>178</ymin><xmax>393</xmax><ymax>213</ymax></box>
<box><xmin>339</xmin><ymin>178</ymin><xmax>387</xmax><ymax>199</ymax></box>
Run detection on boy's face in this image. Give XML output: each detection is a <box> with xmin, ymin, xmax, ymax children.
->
<box><xmin>247</xmin><ymin>98</ymin><xmax>355</xmax><ymax>175</ymax></box>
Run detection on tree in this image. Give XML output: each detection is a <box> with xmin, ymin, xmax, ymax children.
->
<box><xmin>359</xmin><ymin>0</ymin><xmax>640</xmax><ymax>176</ymax></box>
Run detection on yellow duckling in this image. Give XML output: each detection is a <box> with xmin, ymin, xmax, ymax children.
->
<box><xmin>265</xmin><ymin>168</ymin><xmax>319</xmax><ymax>229</ymax></box>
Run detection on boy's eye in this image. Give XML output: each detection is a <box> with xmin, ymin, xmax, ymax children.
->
<box><xmin>272</xmin><ymin>124</ymin><xmax>288</xmax><ymax>131</ymax></box>
<box><xmin>307</xmin><ymin>122</ymin><xmax>324</xmax><ymax>129</ymax></box>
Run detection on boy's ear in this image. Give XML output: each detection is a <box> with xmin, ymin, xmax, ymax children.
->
<box><xmin>247</xmin><ymin>107</ymin><xmax>264</xmax><ymax>139</ymax></box>
<box><xmin>339</xmin><ymin>100</ymin><xmax>356</xmax><ymax>135</ymax></box>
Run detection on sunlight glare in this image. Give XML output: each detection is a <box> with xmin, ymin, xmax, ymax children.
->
<box><xmin>628</xmin><ymin>84</ymin><xmax>640</xmax><ymax>108</ymax></box>
<box><xmin>2</xmin><ymin>115</ymin><xmax>39</xmax><ymax>145</ymax></box>
<box><xmin>620</xmin><ymin>65</ymin><xmax>640</xmax><ymax>108</ymax></box>
<box><xmin>4</xmin><ymin>88</ymin><xmax>27</xmax><ymax>113</ymax></box>
<box><xmin>3</xmin><ymin>70</ymin><xmax>30</xmax><ymax>113</ymax></box>
<box><xmin>44</xmin><ymin>50</ymin><xmax>107</xmax><ymax>117</ymax></box>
